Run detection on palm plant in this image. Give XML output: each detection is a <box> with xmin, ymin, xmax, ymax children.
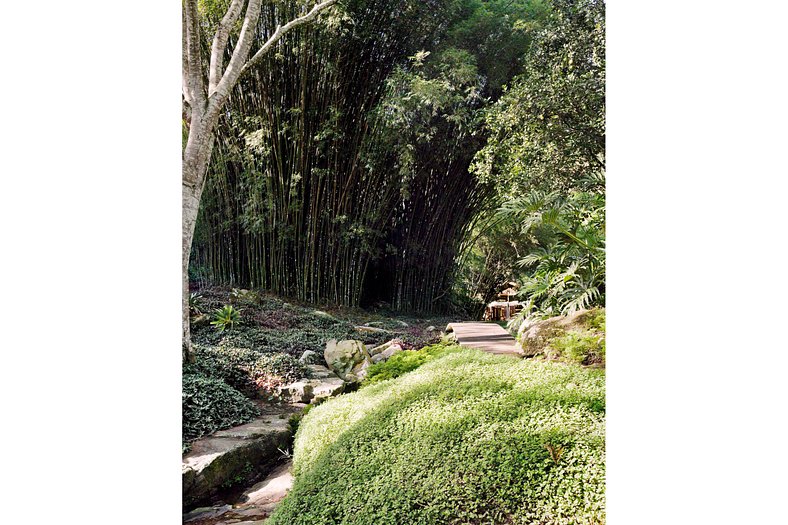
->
<box><xmin>211</xmin><ymin>305</ymin><xmax>241</xmax><ymax>332</ymax></box>
<box><xmin>499</xmin><ymin>188</ymin><xmax>605</xmax><ymax>317</ymax></box>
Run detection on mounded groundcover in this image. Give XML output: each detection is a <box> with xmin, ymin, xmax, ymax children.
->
<box><xmin>269</xmin><ymin>349</ymin><xmax>605</xmax><ymax>525</ymax></box>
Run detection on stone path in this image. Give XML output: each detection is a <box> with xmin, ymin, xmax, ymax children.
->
<box><xmin>448</xmin><ymin>322</ymin><xmax>523</xmax><ymax>357</ymax></box>
<box><xmin>183</xmin><ymin>364</ymin><xmax>345</xmax><ymax>520</ymax></box>
<box><xmin>183</xmin><ymin>461</ymin><xmax>294</xmax><ymax>524</ymax></box>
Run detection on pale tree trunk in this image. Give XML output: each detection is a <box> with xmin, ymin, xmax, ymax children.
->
<box><xmin>182</xmin><ymin>0</ymin><xmax>339</xmax><ymax>362</ymax></box>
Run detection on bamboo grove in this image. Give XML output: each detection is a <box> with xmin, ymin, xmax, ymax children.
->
<box><xmin>191</xmin><ymin>0</ymin><xmax>546</xmax><ymax>312</ymax></box>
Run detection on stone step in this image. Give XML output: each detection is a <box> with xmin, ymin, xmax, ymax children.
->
<box><xmin>278</xmin><ymin>376</ymin><xmax>345</xmax><ymax>404</ymax></box>
<box><xmin>184</xmin><ymin>370</ymin><xmax>349</xmax><ymax>511</ymax></box>
<box><xmin>306</xmin><ymin>364</ymin><xmax>335</xmax><ymax>379</ymax></box>
<box><xmin>182</xmin><ymin>404</ymin><xmax>300</xmax><ymax>509</ymax></box>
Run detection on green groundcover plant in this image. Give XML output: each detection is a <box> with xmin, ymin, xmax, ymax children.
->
<box><xmin>270</xmin><ymin>348</ymin><xmax>605</xmax><ymax>525</ymax></box>
<box><xmin>363</xmin><ymin>340</ymin><xmax>460</xmax><ymax>385</ymax></box>
<box><xmin>182</xmin><ymin>374</ymin><xmax>260</xmax><ymax>446</ymax></box>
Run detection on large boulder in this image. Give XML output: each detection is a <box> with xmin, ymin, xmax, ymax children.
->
<box><xmin>518</xmin><ymin>308</ymin><xmax>604</xmax><ymax>357</ymax></box>
<box><xmin>324</xmin><ymin>339</ymin><xmax>371</xmax><ymax>381</ymax></box>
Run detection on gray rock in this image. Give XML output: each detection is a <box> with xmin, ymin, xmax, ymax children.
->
<box><xmin>183</xmin><ymin>505</ymin><xmax>231</xmax><ymax>522</ymax></box>
<box><xmin>324</xmin><ymin>339</ymin><xmax>370</xmax><ymax>380</ymax></box>
<box><xmin>355</xmin><ymin>325</ymin><xmax>388</xmax><ymax>334</ymax></box>
<box><xmin>278</xmin><ymin>381</ymin><xmax>315</xmax><ymax>404</ymax></box>
<box><xmin>518</xmin><ymin>308</ymin><xmax>601</xmax><ymax>357</ymax></box>
<box><xmin>191</xmin><ymin>313</ymin><xmax>210</xmax><ymax>327</ymax></box>
<box><xmin>311</xmin><ymin>377</ymin><xmax>345</xmax><ymax>403</ymax></box>
<box><xmin>350</xmin><ymin>358</ymin><xmax>372</xmax><ymax>382</ymax></box>
<box><xmin>369</xmin><ymin>340</ymin><xmax>395</xmax><ymax>356</ymax></box>
<box><xmin>379</xmin><ymin>343</ymin><xmax>403</xmax><ymax>361</ymax></box>
<box><xmin>306</xmin><ymin>364</ymin><xmax>335</xmax><ymax>379</ymax></box>
<box><xmin>425</xmin><ymin>325</ymin><xmax>437</xmax><ymax>332</ymax></box>
<box><xmin>239</xmin><ymin>461</ymin><xmax>293</xmax><ymax>512</ymax></box>
<box><xmin>299</xmin><ymin>350</ymin><xmax>319</xmax><ymax>364</ymax></box>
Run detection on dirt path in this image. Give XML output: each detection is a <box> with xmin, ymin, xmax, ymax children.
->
<box><xmin>448</xmin><ymin>322</ymin><xmax>523</xmax><ymax>357</ymax></box>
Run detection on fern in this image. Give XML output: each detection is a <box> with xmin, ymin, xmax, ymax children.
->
<box><xmin>499</xmin><ymin>189</ymin><xmax>605</xmax><ymax>317</ymax></box>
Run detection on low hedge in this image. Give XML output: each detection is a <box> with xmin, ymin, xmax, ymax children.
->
<box><xmin>269</xmin><ymin>349</ymin><xmax>605</xmax><ymax>525</ymax></box>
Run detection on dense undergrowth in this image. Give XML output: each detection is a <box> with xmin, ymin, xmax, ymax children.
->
<box><xmin>183</xmin><ymin>286</ymin><xmax>446</xmax><ymax>450</ymax></box>
<box><xmin>269</xmin><ymin>348</ymin><xmax>605</xmax><ymax>525</ymax></box>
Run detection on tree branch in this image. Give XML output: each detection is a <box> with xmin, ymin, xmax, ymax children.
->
<box><xmin>240</xmin><ymin>0</ymin><xmax>338</xmax><ymax>77</ymax></box>
<box><xmin>182</xmin><ymin>6</ymin><xmax>192</xmax><ymax>107</ymax></box>
<box><xmin>208</xmin><ymin>0</ymin><xmax>245</xmax><ymax>95</ymax></box>
<box><xmin>183</xmin><ymin>0</ymin><xmax>207</xmax><ymax>113</ymax></box>
<box><xmin>208</xmin><ymin>0</ymin><xmax>263</xmax><ymax>113</ymax></box>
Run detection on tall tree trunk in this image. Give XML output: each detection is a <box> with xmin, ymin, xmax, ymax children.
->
<box><xmin>183</xmin><ymin>115</ymin><xmax>217</xmax><ymax>362</ymax></box>
<box><xmin>182</xmin><ymin>166</ymin><xmax>202</xmax><ymax>363</ymax></box>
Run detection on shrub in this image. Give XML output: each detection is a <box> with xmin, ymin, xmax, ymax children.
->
<box><xmin>269</xmin><ymin>349</ymin><xmax>605</xmax><ymax>525</ymax></box>
<box><xmin>182</xmin><ymin>373</ymin><xmax>260</xmax><ymax>445</ymax></box>
<box><xmin>211</xmin><ymin>304</ymin><xmax>241</xmax><ymax>332</ymax></box>
<box><xmin>363</xmin><ymin>341</ymin><xmax>460</xmax><ymax>385</ymax></box>
<box><xmin>548</xmin><ymin>331</ymin><xmax>605</xmax><ymax>365</ymax></box>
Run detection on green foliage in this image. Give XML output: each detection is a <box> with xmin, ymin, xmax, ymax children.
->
<box><xmin>548</xmin><ymin>330</ymin><xmax>605</xmax><ymax>365</ymax></box>
<box><xmin>584</xmin><ymin>307</ymin><xmax>606</xmax><ymax>332</ymax></box>
<box><xmin>269</xmin><ymin>348</ymin><xmax>605</xmax><ymax>524</ymax></box>
<box><xmin>253</xmin><ymin>353</ymin><xmax>310</xmax><ymax>390</ymax></box>
<box><xmin>211</xmin><ymin>304</ymin><xmax>240</xmax><ymax>332</ymax></box>
<box><xmin>473</xmin><ymin>0</ymin><xmax>605</xmax><ymax>195</ymax></box>
<box><xmin>191</xmin><ymin>289</ymin><xmax>400</xmax><ymax>356</ymax></box>
<box><xmin>192</xmin><ymin>0</ymin><xmax>549</xmax><ymax>313</ymax></box>
<box><xmin>182</xmin><ymin>373</ymin><xmax>260</xmax><ymax>445</ymax></box>
<box><xmin>363</xmin><ymin>341</ymin><xmax>461</xmax><ymax>385</ymax></box>
<box><xmin>185</xmin><ymin>345</ymin><xmax>263</xmax><ymax>397</ymax></box>
<box><xmin>189</xmin><ymin>292</ymin><xmax>203</xmax><ymax>316</ymax></box>
<box><xmin>442</xmin><ymin>0</ymin><xmax>550</xmax><ymax>95</ymax></box>
<box><xmin>501</xmin><ymin>189</ymin><xmax>605</xmax><ymax>316</ymax></box>
<box><xmin>546</xmin><ymin>309</ymin><xmax>605</xmax><ymax>365</ymax></box>
<box><xmin>459</xmin><ymin>0</ymin><xmax>605</xmax><ymax>314</ymax></box>
<box><xmin>185</xmin><ymin>345</ymin><xmax>308</xmax><ymax>398</ymax></box>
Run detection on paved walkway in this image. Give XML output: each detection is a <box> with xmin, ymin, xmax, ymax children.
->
<box><xmin>448</xmin><ymin>322</ymin><xmax>523</xmax><ymax>357</ymax></box>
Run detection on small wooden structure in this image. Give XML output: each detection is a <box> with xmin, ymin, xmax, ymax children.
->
<box><xmin>483</xmin><ymin>283</ymin><xmax>523</xmax><ymax>321</ymax></box>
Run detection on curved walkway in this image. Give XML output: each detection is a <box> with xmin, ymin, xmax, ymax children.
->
<box><xmin>448</xmin><ymin>322</ymin><xmax>523</xmax><ymax>357</ymax></box>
